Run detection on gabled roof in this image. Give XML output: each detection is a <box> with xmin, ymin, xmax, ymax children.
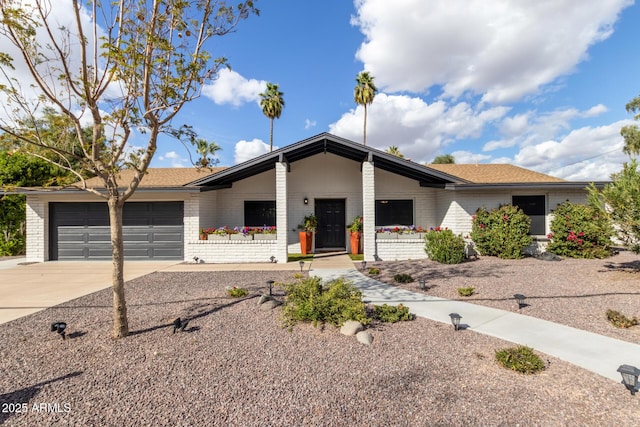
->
<box><xmin>190</xmin><ymin>132</ymin><xmax>463</xmax><ymax>188</ymax></box>
<box><xmin>426</xmin><ymin>164</ymin><xmax>566</xmax><ymax>184</ymax></box>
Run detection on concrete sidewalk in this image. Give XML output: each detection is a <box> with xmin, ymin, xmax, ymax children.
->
<box><xmin>312</xmin><ymin>267</ymin><xmax>640</xmax><ymax>384</ymax></box>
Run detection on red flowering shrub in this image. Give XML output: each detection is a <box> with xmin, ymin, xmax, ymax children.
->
<box><xmin>547</xmin><ymin>201</ymin><xmax>613</xmax><ymax>258</ymax></box>
<box><xmin>470</xmin><ymin>205</ymin><xmax>532</xmax><ymax>259</ymax></box>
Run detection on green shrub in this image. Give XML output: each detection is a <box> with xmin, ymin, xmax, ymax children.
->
<box><xmin>457</xmin><ymin>287</ymin><xmax>475</xmax><ymax>297</ymax></box>
<box><xmin>495</xmin><ymin>346</ymin><xmax>545</xmax><ymax>374</ymax></box>
<box><xmin>393</xmin><ymin>273</ymin><xmax>414</xmax><ymax>283</ymax></box>
<box><xmin>606</xmin><ymin>309</ymin><xmax>639</xmax><ymax>328</ymax></box>
<box><xmin>373</xmin><ymin>304</ymin><xmax>414</xmax><ymax>323</ymax></box>
<box><xmin>424</xmin><ymin>228</ymin><xmax>466</xmax><ymax>264</ymax></box>
<box><xmin>226</xmin><ymin>286</ymin><xmax>249</xmax><ymax>298</ymax></box>
<box><xmin>547</xmin><ymin>201</ymin><xmax>614</xmax><ymax>259</ymax></box>
<box><xmin>470</xmin><ymin>205</ymin><xmax>532</xmax><ymax>259</ymax></box>
<box><xmin>368</xmin><ymin>267</ymin><xmax>380</xmax><ymax>275</ymax></box>
<box><xmin>280</xmin><ymin>277</ymin><xmax>369</xmax><ymax>328</ymax></box>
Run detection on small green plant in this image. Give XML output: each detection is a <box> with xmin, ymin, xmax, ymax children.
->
<box><xmin>424</xmin><ymin>228</ymin><xmax>466</xmax><ymax>264</ymax></box>
<box><xmin>393</xmin><ymin>273</ymin><xmax>414</xmax><ymax>283</ymax></box>
<box><xmin>606</xmin><ymin>309</ymin><xmax>639</xmax><ymax>328</ymax></box>
<box><xmin>292</xmin><ymin>273</ymin><xmax>304</xmax><ymax>279</ymax></box>
<box><xmin>226</xmin><ymin>286</ymin><xmax>249</xmax><ymax>298</ymax></box>
<box><xmin>470</xmin><ymin>205</ymin><xmax>532</xmax><ymax>259</ymax></box>
<box><xmin>495</xmin><ymin>346</ymin><xmax>545</xmax><ymax>374</ymax></box>
<box><xmin>368</xmin><ymin>267</ymin><xmax>380</xmax><ymax>275</ymax></box>
<box><xmin>373</xmin><ymin>304</ymin><xmax>415</xmax><ymax>323</ymax></box>
<box><xmin>280</xmin><ymin>277</ymin><xmax>370</xmax><ymax>328</ymax></box>
<box><xmin>457</xmin><ymin>287</ymin><xmax>475</xmax><ymax>297</ymax></box>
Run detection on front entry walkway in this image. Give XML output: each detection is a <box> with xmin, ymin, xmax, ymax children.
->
<box><xmin>311</xmin><ymin>266</ymin><xmax>640</xmax><ymax>384</ymax></box>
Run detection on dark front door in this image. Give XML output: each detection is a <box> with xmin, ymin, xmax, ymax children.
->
<box><xmin>315</xmin><ymin>199</ymin><xmax>346</xmax><ymax>249</ymax></box>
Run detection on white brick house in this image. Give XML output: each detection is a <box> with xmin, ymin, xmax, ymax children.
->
<box><xmin>20</xmin><ymin>133</ymin><xmax>606</xmax><ymax>263</ymax></box>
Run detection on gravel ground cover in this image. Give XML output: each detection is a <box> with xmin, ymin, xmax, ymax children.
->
<box><xmin>0</xmin><ymin>257</ymin><xmax>639</xmax><ymax>426</ymax></box>
<box><xmin>362</xmin><ymin>249</ymin><xmax>640</xmax><ymax>344</ymax></box>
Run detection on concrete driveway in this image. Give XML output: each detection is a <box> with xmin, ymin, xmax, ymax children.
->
<box><xmin>0</xmin><ymin>260</ymin><xmax>179</xmax><ymax>324</ymax></box>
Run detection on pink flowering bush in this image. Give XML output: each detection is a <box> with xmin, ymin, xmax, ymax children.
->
<box><xmin>470</xmin><ymin>205</ymin><xmax>532</xmax><ymax>259</ymax></box>
<box><xmin>547</xmin><ymin>201</ymin><xmax>613</xmax><ymax>258</ymax></box>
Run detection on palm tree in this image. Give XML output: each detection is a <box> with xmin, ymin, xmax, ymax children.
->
<box><xmin>386</xmin><ymin>146</ymin><xmax>404</xmax><ymax>158</ymax></box>
<box><xmin>354</xmin><ymin>71</ymin><xmax>377</xmax><ymax>146</ymax></box>
<box><xmin>194</xmin><ymin>138</ymin><xmax>221</xmax><ymax>168</ymax></box>
<box><xmin>259</xmin><ymin>82</ymin><xmax>285</xmax><ymax>152</ymax></box>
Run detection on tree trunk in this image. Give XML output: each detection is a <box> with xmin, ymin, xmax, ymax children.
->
<box><xmin>108</xmin><ymin>198</ymin><xmax>129</xmax><ymax>338</ymax></box>
<box><xmin>363</xmin><ymin>105</ymin><xmax>367</xmax><ymax>146</ymax></box>
<box><xmin>269</xmin><ymin>118</ymin><xmax>274</xmax><ymax>152</ymax></box>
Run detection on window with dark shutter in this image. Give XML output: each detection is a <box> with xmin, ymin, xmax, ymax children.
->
<box><xmin>375</xmin><ymin>200</ymin><xmax>413</xmax><ymax>226</ymax></box>
<box><xmin>512</xmin><ymin>195</ymin><xmax>546</xmax><ymax>235</ymax></box>
<box><xmin>244</xmin><ymin>201</ymin><xmax>276</xmax><ymax>227</ymax></box>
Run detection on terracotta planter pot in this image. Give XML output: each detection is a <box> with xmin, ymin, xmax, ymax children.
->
<box><xmin>200</xmin><ymin>233</ymin><xmax>207</xmax><ymax>240</ymax></box>
<box><xmin>350</xmin><ymin>232</ymin><xmax>361</xmax><ymax>255</ymax></box>
<box><xmin>299</xmin><ymin>231</ymin><xmax>313</xmax><ymax>255</ymax></box>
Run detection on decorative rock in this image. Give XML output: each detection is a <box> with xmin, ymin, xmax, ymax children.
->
<box><xmin>257</xmin><ymin>294</ymin><xmax>271</xmax><ymax>305</ymax></box>
<box><xmin>340</xmin><ymin>320</ymin><xmax>364</xmax><ymax>336</ymax></box>
<box><xmin>259</xmin><ymin>299</ymin><xmax>282</xmax><ymax>310</ymax></box>
<box><xmin>536</xmin><ymin>252</ymin><xmax>562</xmax><ymax>261</ymax></box>
<box><xmin>356</xmin><ymin>331</ymin><xmax>373</xmax><ymax>345</ymax></box>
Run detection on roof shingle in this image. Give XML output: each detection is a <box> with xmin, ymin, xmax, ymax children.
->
<box><xmin>73</xmin><ymin>167</ymin><xmax>225</xmax><ymax>189</ymax></box>
<box><xmin>424</xmin><ymin>164</ymin><xmax>565</xmax><ymax>184</ymax></box>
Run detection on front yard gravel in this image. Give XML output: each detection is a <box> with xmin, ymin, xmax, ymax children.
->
<box><xmin>1</xmin><ymin>252</ymin><xmax>639</xmax><ymax>426</ymax></box>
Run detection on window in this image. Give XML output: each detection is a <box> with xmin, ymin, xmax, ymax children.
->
<box><xmin>244</xmin><ymin>201</ymin><xmax>276</xmax><ymax>227</ymax></box>
<box><xmin>512</xmin><ymin>195</ymin><xmax>546</xmax><ymax>235</ymax></box>
<box><xmin>375</xmin><ymin>199</ymin><xmax>413</xmax><ymax>226</ymax></box>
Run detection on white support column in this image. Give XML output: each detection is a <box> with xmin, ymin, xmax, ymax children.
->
<box><xmin>26</xmin><ymin>196</ymin><xmax>47</xmax><ymax>262</ymax></box>
<box><xmin>362</xmin><ymin>161</ymin><xmax>376</xmax><ymax>261</ymax></box>
<box><xmin>275</xmin><ymin>161</ymin><xmax>289</xmax><ymax>263</ymax></box>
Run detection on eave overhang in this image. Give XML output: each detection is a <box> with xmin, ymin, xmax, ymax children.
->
<box><xmin>3</xmin><ymin>186</ymin><xmax>202</xmax><ymax>195</ymax></box>
<box><xmin>432</xmin><ymin>181</ymin><xmax>610</xmax><ymax>191</ymax></box>
<box><xmin>189</xmin><ymin>132</ymin><xmax>464</xmax><ymax>188</ymax></box>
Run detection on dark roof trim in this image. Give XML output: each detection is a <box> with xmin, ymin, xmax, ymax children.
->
<box><xmin>189</xmin><ymin>132</ymin><xmax>464</xmax><ymax>187</ymax></box>
<box><xmin>440</xmin><ymin>182</ymin><xmax>610</xmax><ymax>191</ymax></box>
<box><xmin>5</xmin><ymin>186</ymin><xmax>201</xmax><ymax>195</ymax></box>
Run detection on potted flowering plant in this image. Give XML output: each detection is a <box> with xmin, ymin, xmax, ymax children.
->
<box><xmin>208</xmin><ymin>226</ymin><xmax>230</xmax><ymax>240</ymax></box>
<box><xmin>230</xmin><ymin>226</ymin><xmax>252</xmax><ymax>240</ymax></box>
<box><xmin>348</xmin><ymin>215</ymin><xmax>363</xmax><ymax>254</ymax></box>
<box><xmin>297</xmin><ymin>214</ymin><xmax>317</xmax><ymax>254</ymax></box>
<box><xmin>253</xmin><ymin>225</ymin><xmax>277</xmax><ymax>240</ymax></box>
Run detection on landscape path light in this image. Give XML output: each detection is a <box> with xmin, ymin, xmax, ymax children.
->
<box><xmin>361</xmin><ymin>260</ymin><xmax>367</xmax><ymax>271</ymax></box>
<box><xmin>418</xmin><ymin>279</ymin><xmax>426</xmax><ymax>290</ymax></box>
<box><xmin>50</xmin><ymin>322</ymin><xmax>67</xmax><ymax>340</ymax></box>
<box><xmin>514</xmin><ymin>294</ymin><xmax>526</xmax><ymax>309</ymax></box>
<box><xmin>266</xmin><ymin>280</ymin><xmax>275</xmax><ymax>296</ymax></box>
<box><xmin>617</xmin><ymin>364</ymin><xmax>640</xmax><ymax>395</ymax></box>
<box><xmin>449</xmin><ymin>313</ymin><xmax>462</xmax><ymax>331</ymax></box>
<box><xmin>299</xmin><ymin>261</ymin><xmax>305</xmax><ymax>273</ymax></box>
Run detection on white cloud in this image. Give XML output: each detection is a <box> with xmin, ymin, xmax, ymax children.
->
<box><xmin>234</xmin><ymin>139</ymin><xmax>276</xmax><ymax>164</ymax></box>
<box><xmin>159</xmin><ymin>151</ymin><xmax>189</xmax><ymax>167</ymax></box>
<box><xmin>352</xmin><ymin>0</ymin><xmax>632</xmax><ymax>103</ymax></box>
<box><xmin>202</xmin><ymin>69</ymin><xmax>266</xmax><ymax>107</ymax></box>
<box><xmin>484</xmin><ymin>104</ymin><xmax>610</xmax><ymax>152</ymax></box>
<box><xmin>304</xmin><ymin>119</ymin><xmax>317</xmax><ymax>130</ymax></box>
<box><xmin>329</xmin><ymin>93</ymin><xmax>508</xmax><ymax>163</ymax></box>
<box><xmin>510</xmin><ymin>120</ymin><xmax>632</xmax><ymax>180</ymax></box>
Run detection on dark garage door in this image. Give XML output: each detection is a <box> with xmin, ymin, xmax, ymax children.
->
<box><xmin>50</xmin><ymin>202</ymin><xmax>184</xmax><ymax>260</ymax></box>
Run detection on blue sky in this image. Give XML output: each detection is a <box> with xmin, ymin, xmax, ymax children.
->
<box><xmin>154</xmin><ymin>0</ymin><xmax>640</xmax><ymax>181</ymax></box>
<box><xmin>1</xmin><ymin>1</ymin><xmax>639</xmax><ymax>181</ymax></box>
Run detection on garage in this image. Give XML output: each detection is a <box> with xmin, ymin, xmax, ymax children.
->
<box><xmin>49</xmin><ymin>202</ymin><xmax>184</xmax><ymax>260</ymax></box>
